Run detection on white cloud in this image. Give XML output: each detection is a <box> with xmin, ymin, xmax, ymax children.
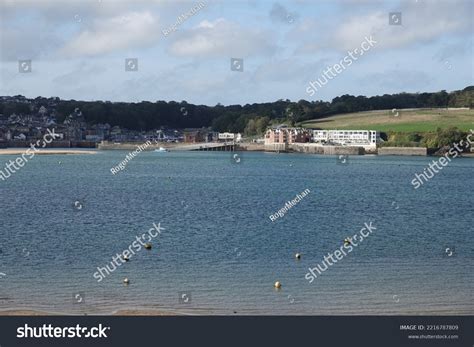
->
<box><xmin>61</xmin><ymin>11</ymin><xmax>160</xmax><ymax>57</ymax></box>
<box><xmin>168</xmin><ymin>18</ymin><xmax>277</xmax><ymax>58</ymax></box>
<box><xmin>297</xmin><ymin>0</ymin><xmax>472</xmax><ymax>53</ymax></box>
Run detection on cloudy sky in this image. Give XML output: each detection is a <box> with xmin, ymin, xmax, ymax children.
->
<box><xmin>0</xmin><ymin>0</ymin><xmax>472</xmax><ymax>105</ymax></box>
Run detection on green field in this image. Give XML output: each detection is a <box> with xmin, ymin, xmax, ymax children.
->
<box><xmin>300</xmin><ymin>108</ymin><xmax>474</xmax><ymax>132</ymax></box>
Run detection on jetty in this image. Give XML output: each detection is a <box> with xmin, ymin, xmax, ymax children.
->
<box><xmin>98</xmin><ymin>141</ymin><xmax>238</xmax><ymax>152</ymax></box>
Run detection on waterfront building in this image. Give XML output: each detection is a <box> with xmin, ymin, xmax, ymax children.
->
<box><xmin>312</xmin><ymin>130</ymin><xmax>381</xmax><ymax>147</ymax></box>
<box><xmin>264</xmin><ymin>127</ymin><xmax>311</xmax><ymax>145</ymax></box>
<box><xmin>218</xmin><ymin>132</ymin><xmax>242</xmax><ymax>142</ymax></box>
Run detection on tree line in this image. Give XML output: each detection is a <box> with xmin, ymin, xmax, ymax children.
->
<box><xmin>1</xmin><ymin>87</ymin><xmax>472</xmax><ymax>135</ymax></box>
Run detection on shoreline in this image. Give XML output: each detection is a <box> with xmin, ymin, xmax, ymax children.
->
<box><xmin>0</xmin><ymin>146</ymin><xmax>472</xmax><ymax>158</ymax></box>
<box><xmin>0</xmin><ymin>308</ymin><xmax>472</xmax><ymax>316</ymax></box>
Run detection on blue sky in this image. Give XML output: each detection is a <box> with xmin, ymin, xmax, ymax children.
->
<box><xmin>0</xmin><ymin>0</ymin><xmax>472</xmax><ymax>105</ymax></box>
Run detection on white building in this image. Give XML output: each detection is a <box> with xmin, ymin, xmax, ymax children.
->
<box><xmin>312</xmin><ymin>130</ymin><xmax>381</xmax><ymax>147</ymax></box>
<box><xmin>218</xmin><ymin>132</ymin><xmax>241</xmax><ymax>142</ymax></box>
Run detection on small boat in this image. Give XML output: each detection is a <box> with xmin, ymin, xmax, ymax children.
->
<box><xmin>154</xmin><ymin>147</ymin><xmax>169</xmax><ymax>153</ymax></box>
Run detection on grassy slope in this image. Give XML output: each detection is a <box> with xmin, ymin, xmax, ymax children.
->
<box><xmin>300</xmin><ymin>108</ymin><xmax>474</xmax><ymax>132</ymax></box>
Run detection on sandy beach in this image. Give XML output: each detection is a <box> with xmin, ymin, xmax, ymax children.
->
<box><xmin>0</xmin><ymin>149</ymin><xmax>97</xmax><ymax>155</ymax></box>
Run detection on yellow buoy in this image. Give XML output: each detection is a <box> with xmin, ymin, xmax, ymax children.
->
<box><xmin>123</xmin><ymin>278</ymin><xmax>130</xmax><ymax>285</ymax></box>
<box><xmin>274</xmin><ymin>281</ymin><xmax>281</xmax><ymax>289</ymax></box>
<box><xmin>295</xmin><ymin>253</ymin><xmax>301</xmax><ymax>260</ymax></box>
<box><xmin>144</xmin><ymin>243</ymin><xmax>152</xmax><ymax>250</ymax></box>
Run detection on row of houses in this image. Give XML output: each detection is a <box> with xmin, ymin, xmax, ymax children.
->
<box><xmin>0</xmin><ymin>111</ymin><xmax>111</xmax><ymax>143</ymax></box>
<box><xmin>0</xmin><ymin>97</ymin><xmax>244</xmax><ymax>145</ymax></box>
<box><xmin>264</xmin><ymin>126</ymin><xmax>381</xmax><ymax>147</ymax></box>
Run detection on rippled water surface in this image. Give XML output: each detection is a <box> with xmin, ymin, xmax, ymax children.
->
<box><xmin>0</xmin><ymin>151</ymin><xmax>472</xmax><ymax>315</ymax></box>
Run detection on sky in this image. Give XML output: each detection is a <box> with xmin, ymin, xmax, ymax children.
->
<box><xmin>0</xmin><ymin>0</ymin><xmax>473</xmax><ymax>105</ymax></box>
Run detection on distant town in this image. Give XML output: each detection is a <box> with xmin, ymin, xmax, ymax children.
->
<box><xmin>0</xmin><ymin>95</ymin><xmax>197</xmax><ymax>147</ymax></box>
<box><xmin>0</xmin><ymin>95</ymin><xmax>380</xmax><ymax>150</ymax></box>
<box><xmin>0</xmin><ymin>94</ymin><xmax>472</xmax><ymax>156</ymax></box>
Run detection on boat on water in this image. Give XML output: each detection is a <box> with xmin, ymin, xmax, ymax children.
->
<box><xmin>154</xmin><ymin>147</ymin><xmax>169</xmax><ymax>153</ymax></box>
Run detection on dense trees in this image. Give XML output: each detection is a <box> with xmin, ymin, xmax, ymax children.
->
<box><xmin>1</xmin><ymin>87</ymin><xmax>472</xmax><ymax>135</ymax></box>
<box><xmin>244</xmin><ymin>116</ymin><xmax>270</xmax><ymax>136</ymax></box>
<box><xmin>381</xmin><ymin>127</ymin><xmax>468</xmax><ymax>148</ymax></box>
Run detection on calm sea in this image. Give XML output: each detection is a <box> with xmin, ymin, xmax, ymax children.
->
<box><xmin>0</xmin><ymin>150</ymin><xmax>472</xmax><ymax>315</ymax></box>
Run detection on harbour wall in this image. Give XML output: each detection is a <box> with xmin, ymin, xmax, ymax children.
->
<box><xmin>377</xmin><ymin>147</ymin><xmax>427</xmax><ymax>156</ymax></box>
<box><xmin>289</xmin><ymin>144</ymin><xmax>366</xmax><ymax>155</ymax></box>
